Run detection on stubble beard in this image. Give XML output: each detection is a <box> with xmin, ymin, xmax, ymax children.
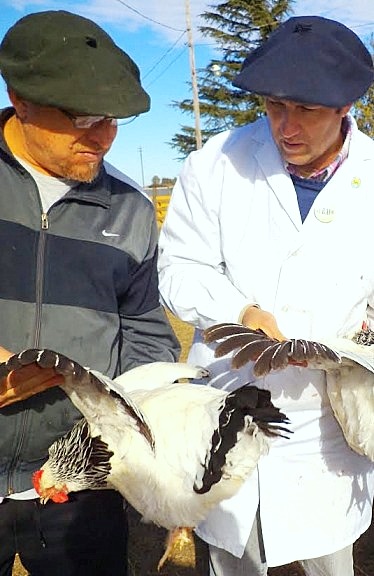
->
<box><xmin>57</xmin><ymin>160</ymin><xmax>101</xmax><ymax>183</ymax></box>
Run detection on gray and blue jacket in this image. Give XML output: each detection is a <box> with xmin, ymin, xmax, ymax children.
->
<box><xmin>0</xmin><ymin>108</ymin><xmax>180</xmax><ymax>495</ymax></box>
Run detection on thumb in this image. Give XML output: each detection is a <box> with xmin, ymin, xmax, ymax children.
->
<box><xmin>241</xmin><ymin>307</ymin><xmax>287</xmax><ymax>341</ymax></box>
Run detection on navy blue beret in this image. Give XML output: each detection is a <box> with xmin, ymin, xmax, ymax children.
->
<box><xmin>233</xmin><ymin>16</ymin><xmax>374</xmax><ymax>107</ymax></box>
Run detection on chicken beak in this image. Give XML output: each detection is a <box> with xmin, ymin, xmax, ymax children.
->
<box><xmin>39</xmin><ymin>493</ymin><xmax>51</xmax><ymax>505</ymax></box>
<box><xmin>32</xmin><ymin>468</ymin><xmax>69</xmax><ymax>504</ymax></box>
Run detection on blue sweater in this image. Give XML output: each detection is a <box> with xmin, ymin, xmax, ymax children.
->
<box><xmin>291</xmin><ymin>174</ymin><xmax>327</xmax><ymax>222</ymax></box>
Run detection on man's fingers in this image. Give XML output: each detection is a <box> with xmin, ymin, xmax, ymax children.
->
<box><xmin>0</xmin><ymin>366</ymin><xmax>64</xmax><ymax>408</ymax></box>
<box><xmin>0</xmin><ymin>346</ymin><xmax>13</xmax><ymax>362</ymax></box>
<box><xmin>264</xmin><ymin>325</ymin><xmax>287</xmax><ymax>341</ymax></box>
<box><xmin>6</xmin><ymin>364</ymin><xmax>59</xmax><ymax>385</ymax></box>
<box><xmin>0</xmin><ymin>376</ymin><xmax>64</xmax><ymax>407</ymax></box>
<box><xmin>248</xmin><ymin>319</ymin><xmax>286</xmax><ymax>341</ymax></box>
<box><xmin>241</xmin><ymin>307</ymin><xmax>287</xmax><ymax>341</ymax></box>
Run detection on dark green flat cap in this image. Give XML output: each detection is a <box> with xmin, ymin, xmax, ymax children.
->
<box><xmin>0</xmin><ymin>10</ymin><xmax>150</xmax><ymax>118</ymax></box>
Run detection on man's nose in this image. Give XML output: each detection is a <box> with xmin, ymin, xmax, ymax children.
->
<box><xmin>86</xmin><ymin>120</ymin><xmax>118</xmax><ymax>147</ymax></box>
<box><xmin>279</xmin><ymin>110</ymin><xmax>300</xmax><ymax>138</ymax></box>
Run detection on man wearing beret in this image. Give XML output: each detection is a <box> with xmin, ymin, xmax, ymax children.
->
<box><xmin>159</xmin><ymin>15</ymin><xmax>374</xmax><ymax>576</ymax></box>
<box><xmin>0</xmin><ymin>10</ymin><xmax>180</xmax><ymax>576</ymax></box>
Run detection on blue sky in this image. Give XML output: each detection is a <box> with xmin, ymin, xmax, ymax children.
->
<box><xmin>0</xmin><ymin>0</ymin><xmax>373</xmax><ymax>187</ymax></box>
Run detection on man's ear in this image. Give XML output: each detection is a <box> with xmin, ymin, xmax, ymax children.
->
<box><xmin>7</xmin><ymin>88</ymin><xmax>28</xmax><ymax>120</ymax></box>
<box><xmin>339</xmin><ymin>103</ymin><xmax>352</xmax><ymax>117</ymax></box>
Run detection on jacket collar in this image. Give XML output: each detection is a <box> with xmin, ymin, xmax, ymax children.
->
<box><xmin>0</xmin><ymin>107</ymin><xmax>112</xmax><ymax>208</ymax></box>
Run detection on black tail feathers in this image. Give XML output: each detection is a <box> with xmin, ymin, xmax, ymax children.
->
<box><xmin>194</xmin><ymin>384</ymin><xmax>290</xmax><ymax>494</ymax></box>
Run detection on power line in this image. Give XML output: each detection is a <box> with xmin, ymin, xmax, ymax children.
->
<box><xmin>143</xmin><ymin>31</ymin><xmax>187</xmax><ymax>81</ymax></box>
<box><xmin>115</xmin><ymin>0</ymin><xmax>185</xmax><ymax>32</ymax></box>
<box><xmin>145</xmin><ymin>46</ymin><xmax>188</xmax><ymax>88</ymax></box>
<box><xmin>113</xmin><ymin>0</ymin><xmax>189</xmax><ymax>90</ymax></box>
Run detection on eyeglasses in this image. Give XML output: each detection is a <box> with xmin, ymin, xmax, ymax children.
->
<box><xmin>60</xmin><ymin>109</ymin><xmax>117</xmax><ymax>129</ymax></box>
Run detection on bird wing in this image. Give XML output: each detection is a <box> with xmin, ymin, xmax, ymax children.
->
<box><xmin>112</xmin><ymin>361</ymin><xmax>209</xmax><ymax>393</ymax></box>
<box><xmin>204</xmin><ymin>323</ymin><xmax>374</xmax><ymax>376</ymax></box>
<box><xmin>0</xmin><ymin>349</ymin><xmax>155</xmax><ymax>450</ymax></box>
<box><xmin>321</xmin><ymin>337</ymin><xmax>374</xmax><ymax>374</ymax></box>
<box><xmin>204</xmin><ymin>323</ymin><xmax>342</xmax><ymax>376</ymax></box>
<box><xmin>87</xmin><ymin>368</ymin><xmax>155</xmax><ymax>450</ymax></box>
<box><xmin>204</xmin><ymin>324</ymin><xmax>374</xmax><ymax>461</ymax></box>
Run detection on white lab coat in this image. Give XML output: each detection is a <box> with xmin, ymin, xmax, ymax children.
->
<box><xmin>158</xmin><ymin>116</ymin><xmax>374</xmax><ymax>567</ymax></box>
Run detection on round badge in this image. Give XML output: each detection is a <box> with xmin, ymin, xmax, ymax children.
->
<box><xmin>314</xmin><ymin>206</ymin><xmax>335</xmax><ymax>223</ymax></box>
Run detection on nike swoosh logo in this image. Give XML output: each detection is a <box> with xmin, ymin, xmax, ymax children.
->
<box><xmin>102</xmin><ymin>230</ymin><xmax>120</xmax><ymax>237</ymax></box>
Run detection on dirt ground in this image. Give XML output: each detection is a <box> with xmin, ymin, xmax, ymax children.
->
<box><xmin>11</xmin><ymin>313</ymin><xmax>374</xmax><ymax>575</ymax></box>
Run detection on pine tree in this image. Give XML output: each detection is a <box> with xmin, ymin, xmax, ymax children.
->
<box><xmin>352</xmin><ymin>38</ymin><xmax>374</xmax><ymax>139</ymax></box>
<box><xmin>353</xmin><ymin>83</ymin><xmax>374</xmax><ymax>138</ymax></box>
<box><xmin>170</xmin><ymin>0</ymin><xmax>293</xmax><ymax>157</ymax></box>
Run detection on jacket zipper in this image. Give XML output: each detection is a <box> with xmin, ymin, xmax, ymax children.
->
<box><xmin>6</xmin><ymin>211</ymin><xmax>49</xmax><ymax>495</ymax></box>
<box><xmin>34</xmin><ymin>213</ymin><xmax>49</xmax><ymax>346</ymax></box>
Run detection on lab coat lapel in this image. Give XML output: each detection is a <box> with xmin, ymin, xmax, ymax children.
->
<box><xmin>255</xmin><ymin>138</ymin><xmax>302</xmax><ymax>232</ymax></box>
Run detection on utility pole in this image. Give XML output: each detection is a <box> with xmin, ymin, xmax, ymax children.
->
<box><xmin>185</xmin><ymin>0</ymin><xmax>202</xmax><ymax>149</ymax></box>
<box><xmin>138</xmin><ymin>146</ymin><xmax>145</xmax><ymax>188</ymax></box>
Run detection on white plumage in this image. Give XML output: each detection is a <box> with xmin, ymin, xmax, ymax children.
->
<box><xmin>204</xmin><ymin>323</ymin><xmax>374</xmax><ymax>461</ymax></box>
<box><xmin>0</xmin><ymin>349</ymin><xmax>289</xmax><ymax>567</ymax></box>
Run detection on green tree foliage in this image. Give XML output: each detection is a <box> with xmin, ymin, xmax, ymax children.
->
<box><xmin>354</xmin><ymin>83</ymin><xmax>374</xmax><ymax>138</ymax></box>
<box><xmin>151</xmin><ymin>175</ymin><xmax>161</xmax><ymax>187</ymax></box>
<box><xmin>170</xmin><ymin>0</ymin><xmax>294</xmax><ymax>157</ymax></box>
<box><xmin>148</xmin><ymin>176</ymin><xmax>177</xmax><ymax>189</ymax></box>
<box><xmin>352</xmin><ymin>38</ymin><xmax>374</xmax><ymax>138</ymax></box>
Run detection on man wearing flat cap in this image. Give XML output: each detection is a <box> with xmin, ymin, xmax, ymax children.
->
<box><xmin>0</xmin><ymin>10</ymin><xmax>179</xmax><ymax>576</ymax></box>
<box><xmin>159</xmin><ymin>15</ymin><xmax>374</xmax><ymax>576</ymax></box>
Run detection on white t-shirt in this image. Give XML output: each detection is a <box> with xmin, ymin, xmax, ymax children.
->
<box><xmin>16</xmin><ymin>156</ymin><xmax>78</xmax><ymax>212</ymax></box>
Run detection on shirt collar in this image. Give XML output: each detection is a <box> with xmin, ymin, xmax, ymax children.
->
<box><xmin>286</xmin><ymin>115</ymin><xmax>352</xmax><ymax>181</ymax></box>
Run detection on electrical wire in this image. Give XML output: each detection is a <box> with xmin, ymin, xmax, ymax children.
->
<box><xmin>113</xmin><ymin>0</ymin><xmax>189</xmax><ymax>89</ymax></box>
<box><xmin>143</xmin><ymin>31</ymin><xmax>187</xmax><ymax>81</ymax></box>
<box><xmin>145</xmin><ymin>46</ymin><xmax>188</xmax><ymax>88</ymax></box>
<box><xmin>115</xmin><ymin>0</ymin><xmax>185</xmax><ymax>32</ymax></box>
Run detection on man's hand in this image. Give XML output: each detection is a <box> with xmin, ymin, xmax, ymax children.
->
<box><xmin>241</xmin><ymin>306</ymin><xmax>286</xmax><ymax>341</ymax></box>
<box><xmin>0</xmin><ymin>352</ymin><xmax>64</xmax><ymax>408</ymax></box>
<box><xmin>240</xmin><ymin>308</ymin><xmax>308</xmax><ymax>368</ymax></box>
<box><xmin>0</xmin><ymin>346</ymin><xmax>13</xmax><ymax>363</ymax></box>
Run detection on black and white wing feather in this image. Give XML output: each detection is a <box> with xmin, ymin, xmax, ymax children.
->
<box><xmin>0</xmin><ymin>349</ymin><xmax>154</xmax><ymax>450</ymax></box>
<box><xmin>204</xmin><ymin>323</ymin><xmax>341</xmax><ymax>376</ymax></box>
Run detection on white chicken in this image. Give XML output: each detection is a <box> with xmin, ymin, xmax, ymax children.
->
<box><xmin>0</xmin><ymin>349</ymin><xmax>289</xmax><ymax>569</ymax></box>
<box><xmin>204</xmin><ymin>322</ymin><xmax>374</xmax><ymax>462</ymax></box>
